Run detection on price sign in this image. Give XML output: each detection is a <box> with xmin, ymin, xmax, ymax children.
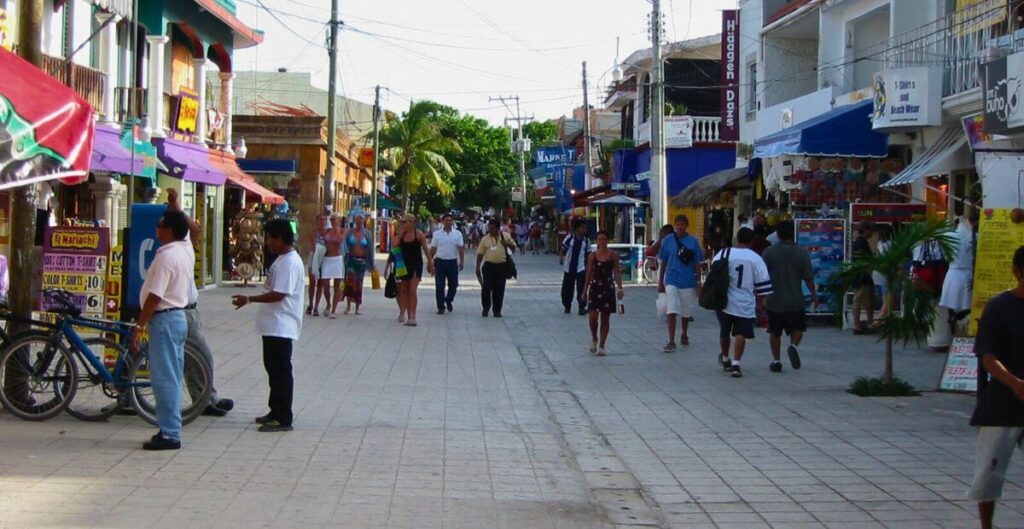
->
<box><xmin>939</xmin><ymin>337</ymin><xmax>978</xmax><ymax>393</ymax></box>
<box><xmin>41</xmin><ymin>227</ymin><xmax>109</xmax><ymax>316</ymax></box>
<box><xmin>970</xmin><ymin>209</ymin><xmax>1024</xmax><ymax>335</ymax></box>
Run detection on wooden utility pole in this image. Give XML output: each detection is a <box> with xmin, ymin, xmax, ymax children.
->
<box><xmin>324</xmin><ymin>0</ymin><xmax>340</xmax><ymax>213</ymax></box>
<box><xmin>371</xmin><ymin>85</ymin><xmax>380</xmax><ymax>246</ymax></box>
<box><xmin>10</xmin><ymin>0</ymin><xmax>44</xmax><ymax>334</ymax></box>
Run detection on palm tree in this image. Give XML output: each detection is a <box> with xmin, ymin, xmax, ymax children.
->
<box><xmin>378</xmin><ymin>101</ymin><xmax>461</xmax><ymax>213</ymax></box>
<box><xmin>828</xmin><ymin>219</ymin><xmax>956</xmax><ymax>385</ymax></box>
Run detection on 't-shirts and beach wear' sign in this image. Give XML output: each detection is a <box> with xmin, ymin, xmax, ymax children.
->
<box><xmin>872</xmin><ymin>67</ymin><xmax>942</xmax><ymax>130</ymax></box>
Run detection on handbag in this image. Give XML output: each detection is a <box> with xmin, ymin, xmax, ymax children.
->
<box><xmin>384</xmin><ymin>272</ymin><xmax>397</xmax><ymax>299</ymax></box>
<box><xmin>911</xmin><ymin>240</ymin><xmax>948</xmax><ymax>295</ymax></box>
<box><xmin>371</xmin><ymin>269</ymin><xmax>382</xmax><ymax>290</ymax></box>
<box><xmin>506</xmin><ymin>252</ymin><xmax>518</xmax><ymax>279</ymax></box>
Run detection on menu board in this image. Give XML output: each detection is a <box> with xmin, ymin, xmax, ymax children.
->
<box><xmin>797</xmin><ymin>218</ymin><xmax>846</xmax><ymax>314</ymax></box>
<box><xmin>41</xmin><ymin>227</ymin><xmax>110</xmax><ymax>316</ymax></box>
<box><xmin>969</xmin><ymin>209</ymin><xmax>1024</xmax><ymax>335</ymax></box>
<box><xmin>939</xmin><ymin>337</ymin><xmax>978</xmax><ymax>393</ymax></box>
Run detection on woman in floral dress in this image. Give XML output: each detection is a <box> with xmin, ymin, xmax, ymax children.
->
<box><xmin>583</xmin><ymin>231</ymin><xmax>624</xmax><ymax>356</ymax></box>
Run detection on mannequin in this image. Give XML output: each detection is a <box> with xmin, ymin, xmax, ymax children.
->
<box><xmin>940</xmin><ymin>213</ymin><xmax>977</xmax><ymax>331</ymax></box>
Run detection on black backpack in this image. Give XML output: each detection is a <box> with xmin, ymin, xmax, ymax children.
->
<box><xmin>699</xmin><ymin>248</ymin><xmax>731</xmax><ymax>311</ymax></box>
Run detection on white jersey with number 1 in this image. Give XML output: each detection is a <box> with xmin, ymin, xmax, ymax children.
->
<box><xmin>711</xmin><ymin>247</ymin><xmax>773</xmax><ymax>319</ymax></box>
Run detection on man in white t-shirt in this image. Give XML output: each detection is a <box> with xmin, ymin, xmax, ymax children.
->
<box><xmin>711</xmin><ymin>227</ymin><xmax>773</xmax><ymax>378</ymax></box>
<box><xmin>430</xmin><ymin>214</ymin><xmax>465</xmax><ymax>314</ymax></box>
<box><xmin>232</xmin><ymin>219</ymin><xmax>305</xmax><ymax>432</ymax></box>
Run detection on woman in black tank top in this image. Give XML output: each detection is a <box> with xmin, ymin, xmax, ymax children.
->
<box><xmin>396</xmin><ymin>214</ymin><xmax>431</xmax><ymax>326</ymax></box>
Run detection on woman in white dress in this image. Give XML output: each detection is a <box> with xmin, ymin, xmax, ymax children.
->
<box><xmin>940</xmin><ymin>214</ymin><xmax>976</xmax><ymax>319</ymax></box>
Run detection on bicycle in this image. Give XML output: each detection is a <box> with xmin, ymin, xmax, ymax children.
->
<box><xmin>0</xmin><ymin>289</ymin><xmax>212</xmax><ymax>424</ymax></box>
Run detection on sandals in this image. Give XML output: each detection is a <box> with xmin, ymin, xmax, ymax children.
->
<box><xmin>305</xmin><ymin>306</ymin><xmax>312</xmax><ymax>315</ymax></box>
<box><xmin>328</xmin><ymin>312</ymin><xmax>337</xmax><ymax>320</ymax></box>
<box><xmin>312</xmin><ymin>309</ymin><xmax>319</xmax><ymax>317</ymax></box>
<box><xmin>405</xmin><ymin>321</ymin><xmax>418</xmax><ymax>327</ymax></box>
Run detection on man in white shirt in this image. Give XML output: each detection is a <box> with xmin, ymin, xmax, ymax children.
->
<box><xmin>231</xmin><ymin>220</ymin><xmax>305</xmax><ymax>432</ymax></box>
<box><xmin>560</xmin><ymin>220</ymin><xmax>590</xmax><ymax>315</ymax></box>
<box><xmin>130</xmin><ymin>211</ymin><xmax>195</xmax><ymax>450</ymax></box>
<box><xmin>430</xmin><ymin>213</ymin><xmax>465</xmax><ymax>314</ymax></box>
<box><xmin>711</xmin><ymin>228</ymin><xmax>773</xmax><ymax>378</ymax></box>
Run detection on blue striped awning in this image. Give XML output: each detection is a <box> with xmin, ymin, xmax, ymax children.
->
<box><xmin>881</xmin><ymin>127</ymin><xmax>968</xmax><ymax>187</ymax></box>
<box><xmin>754</xmin><ymin>100</ymin><xmax>888</xmax><ymax>158</ymax></box>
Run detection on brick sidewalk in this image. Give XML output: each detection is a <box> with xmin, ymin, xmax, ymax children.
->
<box><xmin>0</xmin><ymin>252</ymin><xmax>1019</xmax><ymax>528</ymax></box>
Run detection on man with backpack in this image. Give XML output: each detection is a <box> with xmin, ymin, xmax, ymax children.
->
<box><xmin>658</xmin><ymin>215</ymin><xmax>703</xmax><ymax>352</ymax></box>
<box><xmin>710</xmin><ymin>227</ymin><xmax>773</xmax><ymax>378</ymax></box>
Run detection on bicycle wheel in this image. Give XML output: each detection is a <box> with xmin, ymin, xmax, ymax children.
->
<box><xmin>0</xmin><ymin>335</ymin><xmax>77</xmax><ymax>421</ymax></box>
<box><xmin>64</xmin><ymin>337</ymin><xmax>124</xmax><ymax>421</ymax></box>
<box><xmin>128</xmin><ymin>341</ymin><xmax>212</xmax><ymax>427</ymax></box>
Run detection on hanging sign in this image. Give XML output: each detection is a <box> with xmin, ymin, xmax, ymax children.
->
<box><xmin>872</xmin><ymin>67</ymin><xmax>942</xmax><ymax>130</ymax></box>
<box><xmin>939</xmin><ymin>337</ymin><xmax>978</xmax><ymax>392</ymax></box>
<box><xmin>983</xmin><ymin>52</ymin><xmax>1024</xmax><ymax>133</ymax></box>
<box><xmin>719</xmin><ymin>10</ymin><xmax>740</xmax><ymax>141</ymax></box>
<box><xmin>969</xmin><ymin>208</ymin><xmax>1024</xmax><ymax>335</ymax></box>
<box><xmin>41</xmin><ymin>227</ymin><xmax>110</xmax><ymax>316</ymax></box>
<box><xmin>535</xmin><ymin>147</ymin><xmax>574</xmax><ymax>167</ymax></box>
<box><xmin>173</xmin><ymin>86</ymin><xmax>200</xmax><ymax>136</ymax></box>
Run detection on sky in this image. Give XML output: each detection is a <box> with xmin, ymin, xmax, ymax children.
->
<box><xmin>232</xmin><ymin>0</ymin><xmax>739</xmax><ymax>126</ymax></box>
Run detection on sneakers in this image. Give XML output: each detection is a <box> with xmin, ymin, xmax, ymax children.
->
<box><xmin>769</xmin><ymin>361</ymin><xmax>783</xmax><ymax>373</ymax></box>
<box><xmin>446</xmin><ymin>302</ymin><xmax>454</xmax><ymax>313</ymax></box>
<box><xmin>258</xmin><ymin>419</ymin><xmax>293</xmax><ymax>433</ymax></box>
<box><xmin>730</xmin><ymin>364</ymin><xmax>743</xmax><ymax>378</ymax></box>
<box><xmin>437</xmin><ymin>308</ymin><xmax>445</xmax><ymax>315</ymax></box>
<box><xmin>787</xmin><ymin>345</ymin><xmax>802</xmax><ymax>370</ymax></box>
<box><xmin>719</xmin><ymin>355</ymin><xmax>732</xmax><ymax>371</ymax></box>
<box><xmin>202</xmin><ymin>404</ymin><xmax>229</xmax><ymax>417</ymax></box>
<box><xmin>597</xmin><ymin>347</ymin><xmax>606</xmax><ymax>356</ymax></box>
<box><xmin>142</xmin><ymin>432</ymin><xmax>180</xmax><ymax>451</ymax></box>
<box><xmin>254</xmin><ymin>414</ymin><xmax>273</xmax><ymax>424</ymax></box>
<box><xmin>662</xmin><ymin>343</ymin><xmax>677</xmax><ymax>353</ymax></box>
<box><xmin>589</xmin><ymin>339</ymin><xmax>598</xmax><ymax>354</ymax></box>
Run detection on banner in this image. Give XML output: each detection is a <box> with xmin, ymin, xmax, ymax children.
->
<box><xmin>720</xmin><ymin>10</ymin><xmax>740</xmax><ymax>141</ymax></box>
<box><xmin>41</xmin><ymin>227</ymin><xmax>110</xmax><ymax>316</ymax></box>
<box><xmin>970</xmin><ymin>208</ymin><xmax>1024</xmax><ymax>335</ymax></box>
<box><xmin>0</xmin><ymin>47</ymin><xmax>94</xmax><ymax>190</ymax></box>
<box><xmin>665</xmin><ymin>116</ymin><xmax>693</xmax><ymax>148</ymax></box>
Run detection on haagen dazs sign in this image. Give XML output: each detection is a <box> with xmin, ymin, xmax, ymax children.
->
<box><xmin>719</xmin><ymin>10</ymin><xmax>739</xmax><ymax>141</ymax></box>
<box><xmin>983</xmin><ymin>53</ymin><xmax>1024</xmax><ymax>133</ymax></box>
<box><xmin>872</xmin><ymin>67</ymin><xmax>941</xmax><ymax>130</ymax></box>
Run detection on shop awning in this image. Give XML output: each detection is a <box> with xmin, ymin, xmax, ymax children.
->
<box><xmin>91</xmin><ymin>125</ymin><xmax>144</xmax><ymax>175</ymax></box>
<box><xmin>881</xmin><ymin>127</ymin><xmax>969</xmax><ymax>187</ymax></box>
<box><xmin>753</xmin><ymin>100</ymin><xmax>888</xmax><ymax>158</ymax></box>
<box><xmin>209</xmin><ymin>151</ymin><xmax>285</xmax><ymax>205</ymax></box>
<box><xmin>154</xmin><ymin>137</ymin><xmax>227</xmax><ymax>186</ymax></box>
<box><xmin>590</xmin><ymin>195</ymin><xmax>648</xmax><ymax>207</ymax></box>
<box><xmin>671</xmin><ymin>167</ymin><xmax>749</xmax><ymax>207</ymax></box>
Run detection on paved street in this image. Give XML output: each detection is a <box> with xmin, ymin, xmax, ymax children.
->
<box><xmin>0</xmin><ymin>252</ymin><xmax>1019</xmax><ymax>528</ymax></box>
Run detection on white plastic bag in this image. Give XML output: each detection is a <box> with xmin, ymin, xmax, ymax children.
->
<box><xmin>656</xmin><ymin>292</ymin><xmax>667</xmax><ymax>323</ymax></box>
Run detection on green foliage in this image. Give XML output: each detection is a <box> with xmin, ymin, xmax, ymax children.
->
<box><xmin>827</xmin><ymin>219</ymin><xmax>956</xmax><ymax>381</ymax></box>
<box><xmin>434</xmin><ymin>109</ymin><xmax>519</xmax><ymax>211</ymax></box>
<box><xmin>523</xmin><ymin>120</ymin><xmax>558</xmax><ymax>148</ymax></box>
<box><xmin>379</xmin><ymin>101</ymin><xmax>461</xmax><ymax>212</ymax></box>
<box><xmin>848</xmin><ymin>376</ymin><xmax>921</xmax><ymax>397</ymax></box>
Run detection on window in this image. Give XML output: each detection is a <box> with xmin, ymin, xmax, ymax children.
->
<box><xmin>746</xmin><ymin>61</ymin><xmax>757</xmax><ymax>115</ymax></box>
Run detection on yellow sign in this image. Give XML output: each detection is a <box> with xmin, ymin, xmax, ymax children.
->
<box><xmin>969</xmin><ymin>208</ymin><xmax>1024</xmax><ymax>335</ymax></box>
<box><xmin>0</xmin><ymin>8</ymin><xmax>10</xmax><ymax>51</ymax></box>
<box><xmin>955</xmin><ymin>0</ymin><xmax>1007</xmax><ymax>35</ymax></box>
<box><xmin>175</xmin><ymin>86</ymin><xmax>199</xmax><ymax>135</ymax></box>
<box><xmin>106</xmin><ymin>246</ymin><xmax>123</xmax><ymax>320</ymax></box>
<box><xmin>42</xmin><ymin>272</ymin><xmax>104</xmax><ymax>293</ymax></box>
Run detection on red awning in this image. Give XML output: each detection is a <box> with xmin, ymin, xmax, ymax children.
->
<box><xmin>193</xmin><ymin>0</ymin><xmax>264</xmax><ymax>49</ymax></box>
<box><xmin>208</xmin><ymin>151</ymin><xmax>285</xmax><ymax>205</ymax></box>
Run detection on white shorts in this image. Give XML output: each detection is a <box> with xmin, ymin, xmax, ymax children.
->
<box><xmin>664</xmin><ymin>285</ymin><xmax>696</xmax><ymax>319</ymax></box>
<box><xmin>968</xmin><ymin>426</ymin><xmax>1024</xmax><ymax>501</ymax></box>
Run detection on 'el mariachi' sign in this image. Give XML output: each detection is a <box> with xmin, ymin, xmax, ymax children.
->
<box><xmin>719</xmin><ymin>10</ymin><xmax>739</xmax><ymax>141</ymax></box>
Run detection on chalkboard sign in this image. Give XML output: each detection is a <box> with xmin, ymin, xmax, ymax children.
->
<box><xmin>939</xmin><ymin>337</ymin><xmax>978</xmax><ymax>393</ymax></box>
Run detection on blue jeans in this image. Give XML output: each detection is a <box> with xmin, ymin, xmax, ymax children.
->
<box><xmin>434</xmin><ymin>258</ymin><xmax>459</xmax><ymax>310</ymax></box>
<box><xmin>149</xmin><ymin>310</ymin><xmax>188</xmax><ymax>441</ymax></box>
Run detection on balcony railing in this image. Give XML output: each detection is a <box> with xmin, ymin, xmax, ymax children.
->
<box><xmin>114</xmin><ymin>87</ymin><xmax>146</xmax><ymax>124</ymax></box>
<box><xmin>880</xmin><ymin>0</ymin><xmax>1013</xmax><ymax>97</ymax></box>
<box><xmin>41</xmin><ymin>54</ymin><xmax>106</xmax><ymax>114</ymax></box>
<box><xmin>692</xmin><ymin>116</ymin><xmax>723</xmax><ymax>142</ymax></box>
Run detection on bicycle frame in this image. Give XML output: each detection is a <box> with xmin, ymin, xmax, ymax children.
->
<box><xmin>56</xmin><ymin>315</ymin><xmax>138</xmax><ymax>387</ymax></box>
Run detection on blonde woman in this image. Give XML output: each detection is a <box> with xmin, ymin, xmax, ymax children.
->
<box><xmin>396</xmin><ymin>214</ymin><xmax>431</xmax><ymax>326</ymax></box>
<box><xmin>320</xmin><ymin>214</ymin><xmax>346</xmax><ymax>318</ymax></box>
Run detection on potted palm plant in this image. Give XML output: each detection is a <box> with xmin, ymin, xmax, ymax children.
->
<box><xmin>828</xmin><ymin>219</ymin><xmax>955</xmax><ymax>396</ymax></box>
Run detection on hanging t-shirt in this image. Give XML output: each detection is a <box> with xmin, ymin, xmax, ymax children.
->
<box><xmin>712</xmin><ymin>247</ymin><xmax>773</xmax><ymax>318</ymax></box>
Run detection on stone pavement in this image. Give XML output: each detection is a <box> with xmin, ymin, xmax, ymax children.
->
<box><xmin>0</xmin><ymin>252</ymin><xmax>1021</xmax><ymax>528</ymax></box>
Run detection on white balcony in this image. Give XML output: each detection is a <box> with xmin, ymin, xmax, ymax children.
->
<box><xmin>692</xmin><ymin>117</ymin><xmax>724</xmax><ymax>143</ymax></box>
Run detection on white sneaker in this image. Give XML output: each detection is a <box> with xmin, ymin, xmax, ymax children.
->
<box><xmin>589</xmin><ymin>339</ymin><xmax>598</xmax><ymax>353</ymax></box>
<box><xmin>597</xmin><ymin>347</ymin><xmax>606</xmax><ymax>356</ymax></box>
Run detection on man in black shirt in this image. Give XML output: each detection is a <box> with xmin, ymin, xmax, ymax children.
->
<box><xmin>968</xmin><ymin>245</ymin><xmax>1024</xmax><ymax>529</ymax></box>
<box><xmin>850</xmin><ymin>222</ymin><xmax>875</xmax><ymax>334</ymax></box>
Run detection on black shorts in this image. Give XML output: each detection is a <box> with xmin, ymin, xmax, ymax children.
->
<box><xmin>716</xmin><ymin>311</ymin><xmax>755</xmax><ymax>339</ymax></box>
<box><xmin>767</xmin><ymin>310</ymin><xmax>807</xmax><ymax>336</ymax></box>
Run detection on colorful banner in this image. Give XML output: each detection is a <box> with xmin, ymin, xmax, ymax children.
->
<box><xmin>0</xmin><ymin>47</ymin><xmax>94</xmax><ymax>190</ymax></box>
<box><xmin>41</xmin><ymin>227</ymin><xmax>110</xmax><ymax>316</ymax></box>
<box><xmin>797</xmin><ymin>218</ymin><xmax>846</xmax><ymax>315</ymax></box>
<box><xmin>719</xmin><ymin>9</ymin><xmax>740</xmax><ymax>141</ymax></box>
<box><xmin>939</xmin><ymin>337</ymin><xmax>978</xmax><ymax>392</ymax></box>
<box><xmin>970</xmin><ymin>208</ymin><xmax>1024</xmax><ymax>335</ymax></box>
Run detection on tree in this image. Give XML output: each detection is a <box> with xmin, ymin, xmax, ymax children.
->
<box><xmin>828</xmin><ymin>220</ymin><xmax>955</xmax><ymax>389</ymax></box>
<box><xmin>378</xmin><ymin>101</ymin><xmax>461</xmax><ymax>213</ymax></box>
<box><xmin>523</xmin><ymin>120</ymin><xmax>558</xmax><ymax>149</ymax></box>
<box><xmin>433</xmin><ymin>107</ymin><xmax>517</xmax><ymax>211</ymax></box>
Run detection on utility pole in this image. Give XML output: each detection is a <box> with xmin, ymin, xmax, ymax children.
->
<box><xmin>581</xmin><ymin>61</ymin><xmax>593</xmax><ymax>191</ymax></box>
<box><xmin>10</xmin><ymin>0</ymin><xmax>44</xmax><ymax>335</ymax></box>
<box><xmin>490</xmin><ymin>95</ymin><xmax>533</xmax><ymax>216</ymax></box>
<box><xmin>650</xmin><ymin>0</ymin><xmax>667</xmax><ymax>227</ymax></box>
<box><xmin>371</xmin><ymin>85</ymin><xmax>381</xmax><ymax>247</ymax></box>
<box><xmin>324</xmin><ymin>0</ymin><xmax>340</xmax><ymax>213</ymax></box>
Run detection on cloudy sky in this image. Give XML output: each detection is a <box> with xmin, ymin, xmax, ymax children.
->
<box><xmin>233</xmin><ymin>0</ymin><xmax>738</xmax><ymax>126</ymax></box>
